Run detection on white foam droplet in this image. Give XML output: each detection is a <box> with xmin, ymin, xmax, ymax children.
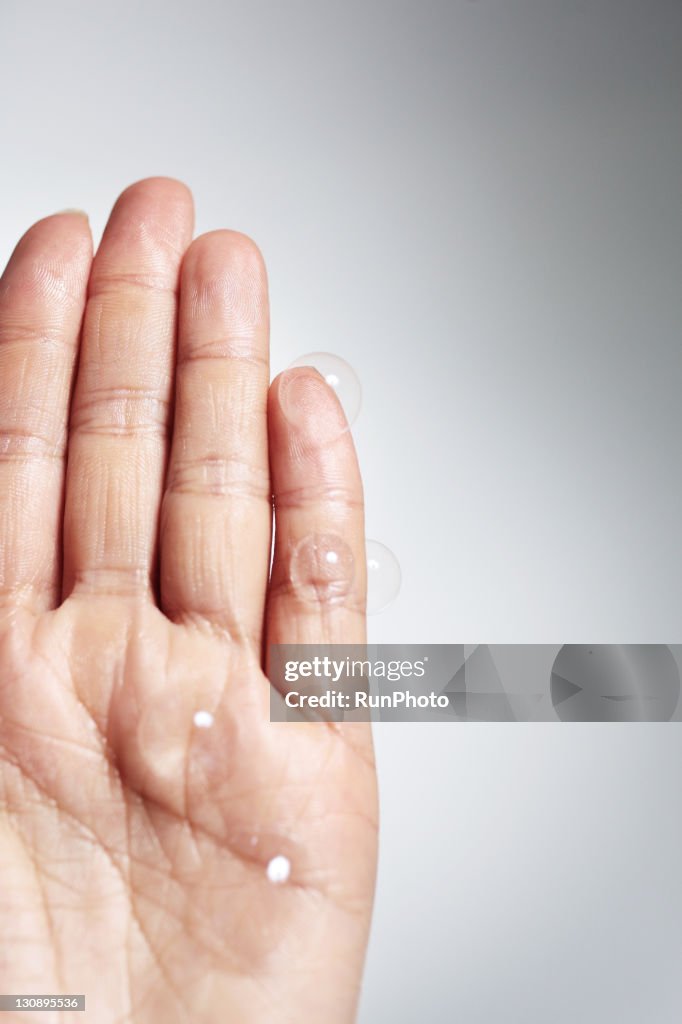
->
<box><xmin>193</xmin><ymin>710</ymin><xmax>214</xmax><ymax>729</ymax></box>
<box><xmin>325</xmin><ymin>550</ymin><xmax>339</xmax><ymax>564</ymax></box>
<box><xmin>266</xmin><ymin>854</ymin><xmax>291</xmax><ymax>884</ymax></box>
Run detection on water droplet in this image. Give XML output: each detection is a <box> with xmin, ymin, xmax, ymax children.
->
<box><xmin>193</xmin><ymin>709</ymin><xmax>214</xmax><ymax>729</ymax></box>
<box><xmin>289</xmin><ymin>352</ymin><xmax>361</xmax><ymax>425</ymax></box>
<box><xmin>366</xmin><ymin>540</ymin><xmax>401</xmax><ymax>614</ymax></box>
<box><xmin>266</xmin><ymin>854</ymin><xmax>291</xmax><ymax>884</ymax></box>
<box><xmin>290</xmin><ymin>533</ymin><xmax>355</xmax><ymax>604</ymax></box>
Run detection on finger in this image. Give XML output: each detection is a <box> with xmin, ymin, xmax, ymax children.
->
<box><xmin>62</xmin><ymin>178</ymin><xmax>194</xmax><ymax>600</ymax></box>
<box><xmin>265</xmin><ymin>367</ymin><xmax>366</xmax><ymax>651</ymax></box>
<box><xmin>160</xmin><ymin>231</ymin><xmax>270</xmax><ymax>647</ymax></box>
<box><xmin>0</xmin><ymin>212</ymin><xmax>92</xmax><ymax>613</ymax></box>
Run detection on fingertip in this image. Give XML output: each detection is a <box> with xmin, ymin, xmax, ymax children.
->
<box><xmin>182</xmin><ymin>229</ymin><xmax>268</xmax><ymax>299</ymax></box>
<box><xmin>185</xmin><ymin>228</ymin><xmax>266</xmax><ymax>266</ymax></box>
<box><xmin>48</xmin><ymin>210</ymin><xmax>94</xmax><ymax>252</ymax></box>
<box><xmin>116</xmin><ymin>176</ymin><xmax>195</xmax><ymax>226</ymax></box>
<box><xmin>55</xmin><ymin>208</ymin><xmax>89</xmax><ymax>220</ymax></box>
<box><xmin>26</xmin><ymin>209</ymin><xmax>92</xmax><ymax>240</ymax></box>
<box><xmin>274</xmin><ymin>365</ymin><xmax>323</xmax><ymax>382</ymax></box>
<box><xmin>4</xmin><ymin>211</ymin><xmax>94</xmax><ymax>285</ymax></box>
<box><xmin>121</xmin><ymin>174</ymin><xmax>193</xmax><ymax>199</ymax></box>
<box><xmin>104</xmin><ymin>177</ymin><xmax>195</xmax><ymax>245</ymax></box>
<box><xmin>269</xmin><ymin>366</ymin><xmax>330</xmax><ymax>411</ymax></box>
<box><xmin>181</xmin><ymin>229</ymin><xmax>269</xmax><ymax>333</ymax></box>
<box><xmin>270</xmin><ymin>367</ymin><xmax>348</xmax><ymax>448</ymax></box>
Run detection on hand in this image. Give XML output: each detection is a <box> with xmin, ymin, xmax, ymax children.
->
<box><xmin>0</xmin><ymin>179</ymin><xmax>377</xmax><ymax>1023</ymax></box>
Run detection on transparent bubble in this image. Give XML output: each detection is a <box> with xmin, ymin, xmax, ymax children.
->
<box><xmin>366</xmin><ymin>540</ymin><xmax>401</xmax><ymax>614</ymax></box>
<box><xmin>290</xmin><ymin>532</ymin><xmax>355</xmax><ymax>604</ymax></box>
<box><xmin>289</xmin><ymin>352</ymin><xmax>362</xmax><ymax>425</ymax></box>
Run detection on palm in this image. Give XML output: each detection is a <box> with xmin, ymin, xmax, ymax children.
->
<box><xmin>0</xmin><ymin>180</ymin><xmax>377</xmax><ymax>1023</ymax></box>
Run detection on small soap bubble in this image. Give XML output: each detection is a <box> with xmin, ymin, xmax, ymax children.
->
<box><xmin>193</xmin><ymin>710</ymin><xmax>214</xmax><ymax>729</ymax></box>
<box><xmin>289</xmin><ymin>352</ymin><xmax>362</xmax><ymax>425</ymax></box>
<box><xmin>366</xmin><ymin>540</ymin><xmax>401</xmax><ymax>614</ymax></box>
<box><xmin>266</xmin><ymin>854</ymin><xmax>291</xmax><ymax>884</ymax></box>
<box><xmin>290</xmin><ymin>533</ymin><xmax>355</xmax><ymax>604</ymax></box>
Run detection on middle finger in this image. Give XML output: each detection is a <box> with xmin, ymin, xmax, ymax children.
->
<box><xmin>62</xmin><ymin>177</ymin><xmax>194</xmax><ymax>600</ymax></box>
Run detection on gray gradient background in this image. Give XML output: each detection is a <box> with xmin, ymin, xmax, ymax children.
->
<box><xmin>2</xmin><ymin>1</ymin><xmax>681</xmax><ymax>1020</ymax></box>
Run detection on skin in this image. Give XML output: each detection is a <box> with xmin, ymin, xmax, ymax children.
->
<box><xmin>0</xmin><ymin>178</ymin><xmax>378</xmax><ymax>1023</ymax></box>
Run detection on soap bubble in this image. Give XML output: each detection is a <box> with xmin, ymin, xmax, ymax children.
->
<box><xmin>290</xmin><ymin>533</ymin><xmax>355</xmax><ymax>604</ymax></box>
<box><xmin>366</xmin><ymin>540</ymin><xmax>401</xmax><ymax>614</ymax></box>
<box><xmin>289</xmin><ymin>352</ymin><xmax>361</xmax><ymax>425</ymax></box>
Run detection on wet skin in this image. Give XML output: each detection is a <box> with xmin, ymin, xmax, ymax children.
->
<box><xmin>0</xmin><ymin>179</ymin><xmax>378</xmax><ymax>1023</ymax></box>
